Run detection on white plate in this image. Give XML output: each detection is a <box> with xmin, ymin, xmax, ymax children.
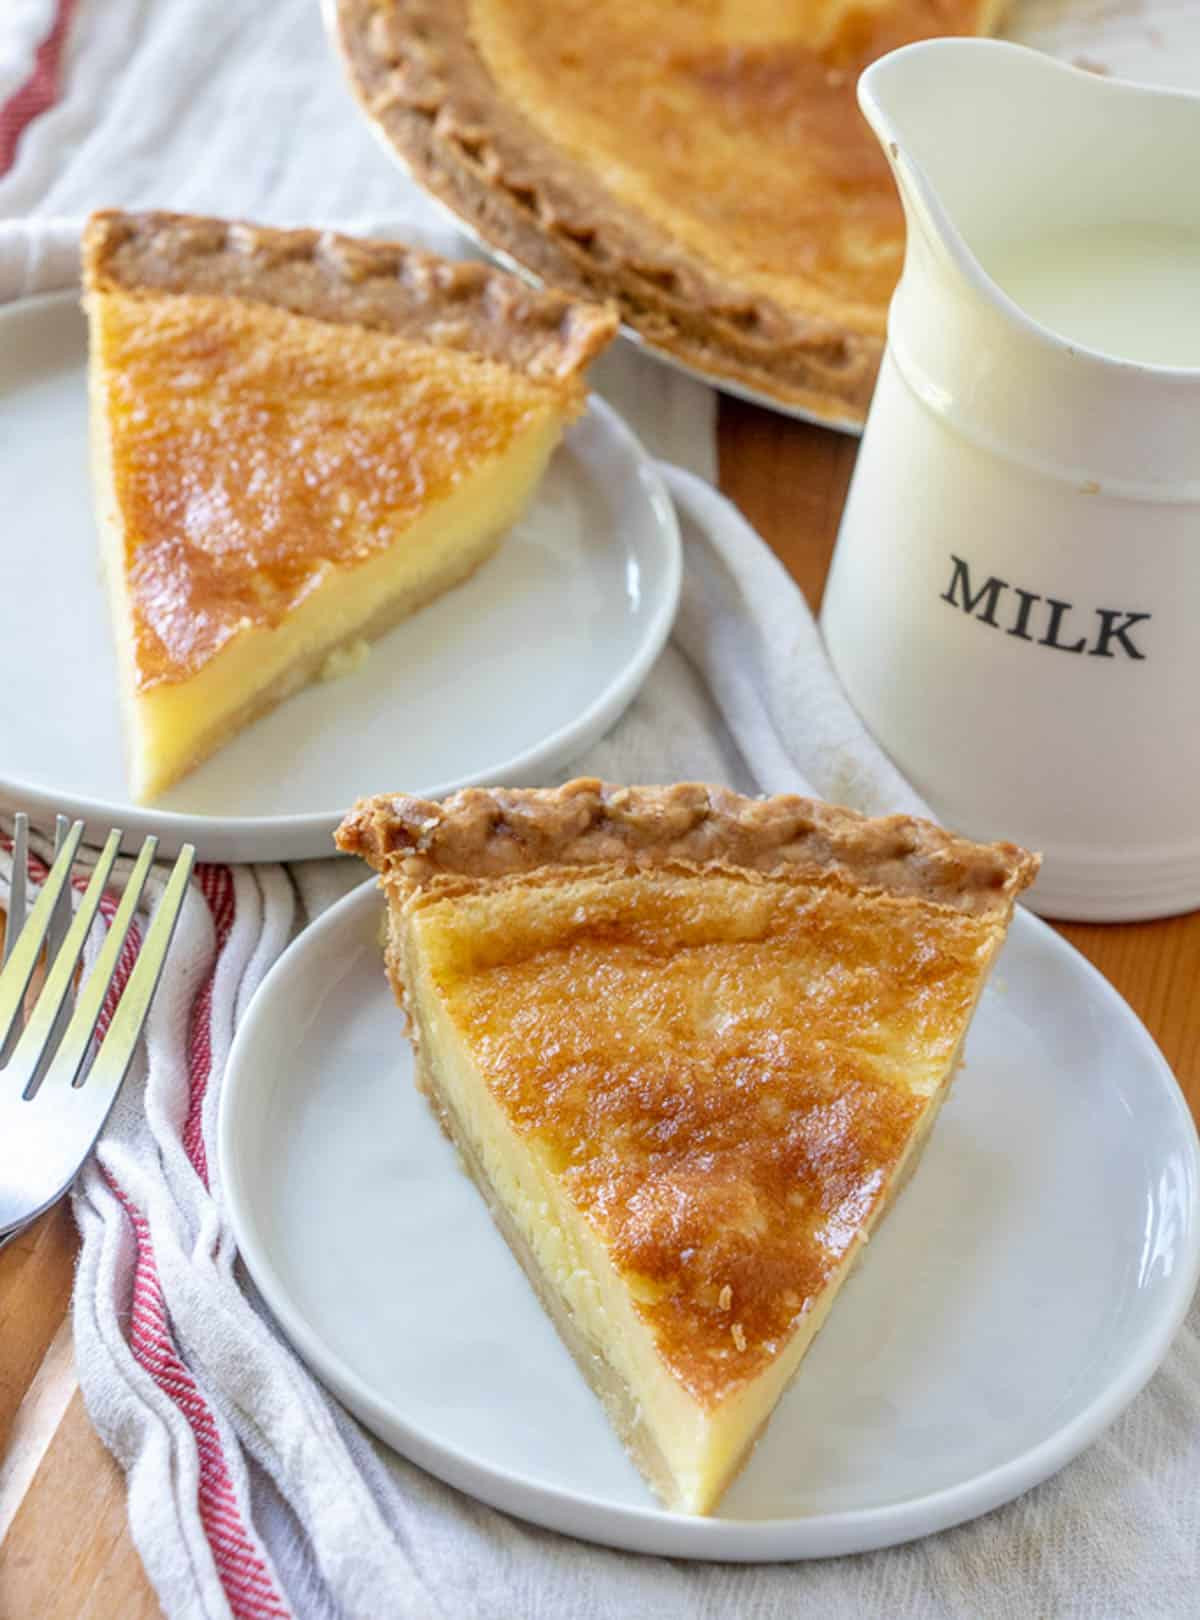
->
<box><xmin>0</xmin><ymin>292</ymin><xmax>680</xmax><ymax>863</ymax></box>
<box><xmin>219</xmin><ymin>882</ymin><xmax>1200</xmax><ymax>1561</ymax></box>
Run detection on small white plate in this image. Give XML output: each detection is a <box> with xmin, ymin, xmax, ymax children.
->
<box><xmin>0</xmin><ymin>292</ymin><xmax>680</xmax><ymax>863</ymax></box>
<box><xmin>219</xmin><ymin>882</ymin><xmax>1200</xmax><ymax>1561</ymax></box>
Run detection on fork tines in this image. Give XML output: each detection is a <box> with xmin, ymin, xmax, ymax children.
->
<box><xmin>0</xmin><ymin>816</ymin><xmax>195</xmax><ymax>1103</ymax></box>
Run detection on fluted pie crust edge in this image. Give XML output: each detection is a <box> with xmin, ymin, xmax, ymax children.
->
<box><xmin>335</xmin><ymin>778</ymin><xmax>1041</xmax><ymax>914</ymax></box>
<box><xmin>332</xmin><ymin>0</ymin><xmax>892</xmax><ymax>425</ymax></box>
<box><xmin>84</xmin><ymin>207</ymin><xmax>618</xmax><ymax>384</ymax></box>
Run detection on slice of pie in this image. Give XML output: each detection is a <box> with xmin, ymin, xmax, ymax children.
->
<box><xmin>333</xmin><ymin>0</ymin><xmax>1007</xmax><ymax>427</ymax></box>
<box><xmin>82</xmin><ymin>210</ymin><xmax>616</xmax><ymax>801</ymax></box>
<box><xmin>336</xmin><ymin>779</ymin><xmax>1038</xmax><ymax>1514</ymax></box>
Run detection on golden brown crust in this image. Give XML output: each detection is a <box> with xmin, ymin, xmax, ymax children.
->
<box><xmin>419</xmin><ymin>960</ymin><xmax>951</xmax><ymax>1483</ymax></box>
<box><xmin>379</xmin><ymin>815</ymin><xmax>1023</xmax><ymax>1418</ymax></box>
<box><xmin>83</xmin><ymin>210</ymin><xmax>617</xmax><ymax>703</ymax></box>
<box><xmin>83</xmin><ymin>208</ymin><xmax>618</xmax><ymax>383</ymax></box>
<box><xmin>333</xmin><ymin>0</ymin><xmax>1005</xmax><ymax>426</ymax></box>
<box><xmin>335</xmin><ymin>778</ymin><xmax>1041</xmax><ymax>916</ymax></box>
<box><xmin>86</xmin><ymin>285</ymin><xmax>569</xmax><ymax>690</ymax></box>
<box><xmin>346</xmin><ymin>778</ymin><xmax>1037</xmax><ymax>1454</ymax></box>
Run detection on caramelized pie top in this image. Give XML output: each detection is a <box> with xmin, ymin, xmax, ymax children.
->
<box><xmin>335</xmin><ymin>0</ymin><xmax>1007</xmax><ymax>423</ymax></box>
<box><xmin>83</xmin><ymin>210</ymin><xmax>616</xmax><ymax>690</ymax></box>
<box><xmin>338</xmin><ymin>780</ymin><xmax>1038</xmax><ymax>1407</ymax></box>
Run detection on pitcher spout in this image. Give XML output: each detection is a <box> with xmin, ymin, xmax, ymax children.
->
<box><xmin>855</xmin><ymin>38</ymin><xmax>1200</xmax><ymax>493</ymax></box>
<box><xmin>857</xmin><ymin>41</ymin><xmax>1107</xmax><ymax>316</ymax></box>
<box><xmin>860</xmin><ymin>39</ymin><xmax>1200</xmax><ymax>351</ymax></box>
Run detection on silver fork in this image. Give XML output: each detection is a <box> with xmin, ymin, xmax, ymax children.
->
<box><xmin>0</xmin><ymin>814</ymin><xmax>195</xmax><ymax>1244</ymax></box>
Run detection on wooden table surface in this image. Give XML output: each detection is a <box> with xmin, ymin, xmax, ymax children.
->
<box><xmin>1</xmin><ymin>401</ymin><xmax>1198</xmax><ymax>1617</ymax></box>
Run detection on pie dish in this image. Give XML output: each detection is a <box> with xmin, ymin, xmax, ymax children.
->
<box><xmin>82</xmin><ymin>209</ymin><xmax>616</xmax><ymax>802</ymax></box>
<box><xmin>332</xmin><ymin>0</ymin><xmax>1008</xmax><ymax>428</ymax></box>
<box><xmin>336</xmin><ymin>778</ymin><xmax>1039</xmax><ymax>1514</ymax></box>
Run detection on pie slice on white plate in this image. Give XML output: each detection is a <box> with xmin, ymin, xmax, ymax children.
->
<box><xmin>83</xmin><ymin>209</ymin><xmax>616</xmax><ymax>800</ymax></box>
<box><xmin>337</xmin><ymin>778</ymin><xmax>1039</xmax><ymax>1514</ymax></box>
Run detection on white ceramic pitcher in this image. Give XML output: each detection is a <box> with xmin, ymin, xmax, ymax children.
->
<box><xmin>820</xmin><ymin>40</ymin><xmax>1200</xmax><ymax>922</ymax></box>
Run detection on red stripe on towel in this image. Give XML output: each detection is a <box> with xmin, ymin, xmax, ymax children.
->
<box><xmin>181</xmin><ymin>864</ymin><xmax>237</xmax><ymax>1187</ymax></box>
<box><xmin>100</xmin><ymin>860</ymin><xmax>290</xmax><ymax>1619</ymax></box>
<box><xmin>0</xmin><ymin>0</ymin><xmax>81</xmax><ymax>177</ymax></box>
<box><xmin>110</xmin><ymin>1178</ymin><xmax>291</xmax><ymax>1619</ymax></box>
<box><xmin>4</xmin><ymin>832</ymin><xmax>289</xmax><ymax>1614</ymax></box>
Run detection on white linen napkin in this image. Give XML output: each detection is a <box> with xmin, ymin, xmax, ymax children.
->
<box><xmin>2</xmin><ymin>2</ymin><xmax>1199</xmax><ymax>1617</ymax></box>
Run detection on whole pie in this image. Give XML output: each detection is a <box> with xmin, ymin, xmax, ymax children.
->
<box><xmin>83</xmin><ymin>209</ymin><xmax>616</xmax><ymax>801</ymax></box>
<box><xmin>333</xmin><ymin>0</ymin><xmax>1007</xmax><ymax>427</ymax></box>
<box><xmin>337</xmin><ymin>779</ymin><xmax>1038</xmax><ymax>1513</ymax></box>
